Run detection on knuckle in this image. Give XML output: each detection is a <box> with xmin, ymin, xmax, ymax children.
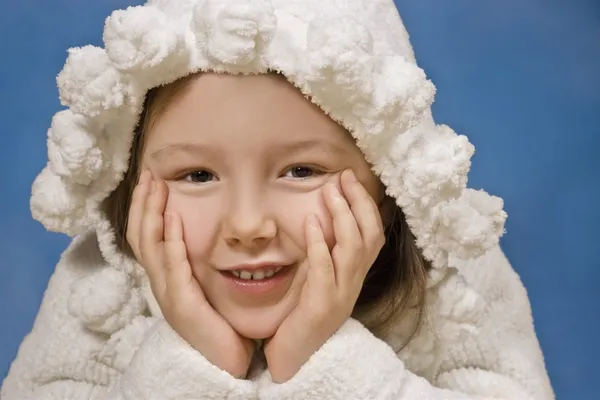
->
<box><xmin>163</xmin><ymin>243</ymin><xmax>177</xmax><ymax>269</ymax></box>
<box><xmin>370</xmin><ymin>231</ymin><xmax>385</xmax><ymax>250</ymax></box>
<box><xmin>164</xmin><ymin>257</ymin><xmax>181</xmax><ymax>274</ymax></box>
<box><xmin>377</xmin><ymin>233</ymin><xmax>386</xmax><ymax>250</ymax></box>
<box><xmin>125</xmin><ymin>230</ymin><xmax>135</xmax><ymax>249</ymax></box>
<box><xmin>367</xmin><ymin>223</ymin><xmax>385</xmax><ymax>247</ymax></box>
<box><xmin>319</xmin><ymin>252</ymin><xmax>334</xmax><ymax>270</ymax></box>
<box><xmin>163</xmin><ymin>257</ymin><xmax>174</xmax><ymax>272</ymax></box>
<box><xmin>349</xmin><ymin>236</ymin><xmax>363</xmax><ymax>252</ymax></box>
<box><xmin>166</xmin><ymin>242</ymin><xmax>184</xmax><ymax>265</ymax></box>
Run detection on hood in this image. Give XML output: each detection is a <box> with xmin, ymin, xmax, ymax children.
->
<box><xmin>30</xmin><ymin>0</ymin><xmax>506</xmax><ymax>333</ymax></box>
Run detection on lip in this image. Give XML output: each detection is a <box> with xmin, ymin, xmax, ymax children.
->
<box><xmin>220</xmin><ymin>263</ymin><xmax>296</xmax><ymax>296</ymax></box>
<box><xmin>221</xmin><ymin>262</ymin><xmax>289</xmax><ymax>272</ymax></box>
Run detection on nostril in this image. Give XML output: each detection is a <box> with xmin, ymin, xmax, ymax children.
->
<box><xmin>223</xmin><ymin>214</ymin><xmax>277</xmax><ymax>246</ymax></box>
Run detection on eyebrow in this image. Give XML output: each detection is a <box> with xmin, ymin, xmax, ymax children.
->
<box><xmin>150</xmin><ymin>143</ymin><xmax>214</xmax><ymax>160</ymax></box>
<box><xmin>149</xmin><ymin>138</ymin><xmax>350</xmax><ymax>160</ymax></box>
<box><xmin>271</xmin><ymin>139</ymin><xmax>350</xmax><ymax>156</ymax></box>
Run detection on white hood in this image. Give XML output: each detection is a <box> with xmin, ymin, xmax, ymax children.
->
<box><xmin>30</xmin><ymin>0</ymin><xmax>507</xmax><ymax>321</ymax></box>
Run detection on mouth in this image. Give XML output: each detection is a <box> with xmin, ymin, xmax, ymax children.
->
<box><xmin>219</xmin><ymin>263</ymin><xmax>296</xmax><ymax>295</ymax></box>
<box><xmin>228</xmin><ymin>266</ymin><xmax>285</xmax><ymax>281</ymax></box>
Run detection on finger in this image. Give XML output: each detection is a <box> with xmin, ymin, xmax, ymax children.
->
<box><xmin>323</xmin><ymin>181</ymin><xmax>363</xmax><ymax>261</ymax></box>
<box><xmin>305</xmin><ymin>214</ymin><xmax>337</xmax><ymax>289</ymax></box>
<box><xmin>126</xmin><ymin>169</ymin><xmax>151</xmax><ymax>260</ymax></box>
<box><xmin>340</xmin><ymin>169</ymin><xmax>385</xmax><ymax>256</ymax></box>
<box><xmin>163</xmin><ymin>211</ymin><xmax>197</xmax><ymax>296</ymax></box>
<box><xmin>139</xmin><ymin>177</ymin><xmax>169</xmax><ymax>284</ymax></box>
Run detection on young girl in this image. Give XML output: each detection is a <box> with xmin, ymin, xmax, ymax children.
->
<box><xmin>1</xmin><ymin>0</ymin><xmax>555</xmax><ymax>398</ymax></box>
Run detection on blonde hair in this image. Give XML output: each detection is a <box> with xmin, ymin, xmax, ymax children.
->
<box><xmin>103</xmin><ymin>73</ymin><xmax>431</xmax><ymax>341</ymax></box>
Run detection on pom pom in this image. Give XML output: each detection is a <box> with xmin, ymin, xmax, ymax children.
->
<box><xmin>433</xmin><ymin>270</ymin><xmax>485</xmax><ymax>343</ymax></box>
<box><xmin>68</xmin><ymin>267</ymin><xmax>146</xmax><ymax>335</ymax></box>
<box><xmin>303</xmin><ymin>18</ymin><xmax>434</xmax><ymax>146</ymax></box>
<box><xmin>403</xmin><ymin>126</ymin><xmax>474</xmax><ymax>208</ymax></box>
<box><xmin>47</xmin><ymin>110</ymin><xmax>105</xmax><ymax>185</ymax></box>
<box><xmin>30</xmin><ymin>166</ymin><xmax>88</xmax><ymax>236</ymax></box>
<box><xmin>192</xmin><ymin>0</ymin><xmax>277</xmax><ymax>65</ymax></box>
<box><xmin>364</xmin><ymin>56</ymin><xmax>435</xmax><ymax>137</ymax></box>
<box><xmin>304</xmin><ymin>18</ymin><xmax>374</xmax><ymax>107</ymax></box>
<box><xmin>434</xmin><ymin>188</ymin><xmax>507</xmax><ymax>259</ymax></box>
<box><xmin>104</xmin><ymin>6</ymin><xmax>188</xmax><ymax>72</ymax></box>
<box><xmin>57</xmin><ymin>45</ymin><xmax>125</xmax><ymax>117</ymax></box>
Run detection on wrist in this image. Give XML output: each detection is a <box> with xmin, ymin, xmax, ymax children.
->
<box><xmin>170</xmin><ymin>322</ymin><xmax>254</xmax><ymax>379</ymax></box>
<box><xmin>265</xmin><ymin>318</ymin><xmax>343</xmax><ymax>383</ymax></box>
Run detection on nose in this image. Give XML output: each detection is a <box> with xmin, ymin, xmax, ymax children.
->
<box><xmin>222</xmin><ymin>189</ymin><xmax>277</xmax><ymax>248</ymax></box>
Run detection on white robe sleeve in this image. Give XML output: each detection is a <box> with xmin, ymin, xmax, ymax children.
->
<box><xmin>257</xmin><ymin>247</ymin><xmax>555</xmax><ymax>400</ymax></box>
<box><xmin>258</xmin><ymin>318</ymin><xmax>481</xmax><ymax>400</ymax></box>
<box><xmin>1</xmin><ymin>233</ymin><xmax>257</xmax><ymax>400</ymax></box>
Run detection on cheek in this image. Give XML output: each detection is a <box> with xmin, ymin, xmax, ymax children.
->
<box><xmin>164</xmin><ymin>192</ymin><xmax>219</xmax><ymax>272</ymax></box>
<box><xmin>272</xmin><ymin>190</ymin><xmax>336</xmax><ymax>251</ymax></box>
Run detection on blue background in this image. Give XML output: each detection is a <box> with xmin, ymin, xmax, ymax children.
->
<box><xmin>1</xmin><ymin>0</ymin><xmax>598</xmax><ymax>398</ymax></box>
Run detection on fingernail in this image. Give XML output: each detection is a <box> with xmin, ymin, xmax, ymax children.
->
<box><xmin>346</xmin><ymin>169</ymin><xmax>357</xmax><ymax>182</ymax></box>
<box><xmin>150</xmin><ymin>180</ymin><xmax>156</xmax><ymax>193</ymax></box>
<box><xmin>165</xmin><ymin>211</ymin><xmax>172</xmax><ymax>225</ymax></box>
<box><xmin>307</xmin><ymin>214</ymin><xmax>319</xmax><ymax>229</ymax></box>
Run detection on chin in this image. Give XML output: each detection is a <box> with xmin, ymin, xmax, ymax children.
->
<box><xmin>222</xmin><ymin>300</ymin><xmax>296</xmax><ymax>340</ymax></box>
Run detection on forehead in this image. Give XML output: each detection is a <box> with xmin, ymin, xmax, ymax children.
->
<box><xmin>144</xmin><ymin>73</ymin><xmax>358</xmax><ymax>152</ymax></box>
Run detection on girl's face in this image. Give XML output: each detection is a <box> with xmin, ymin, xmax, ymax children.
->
<box><xmin>142</xmin><ymin>73</ymin><xmax>382</xmax><ymax>339</ymax></box>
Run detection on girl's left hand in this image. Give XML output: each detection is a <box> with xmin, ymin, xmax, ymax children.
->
<box><xmin>263</xmin><ymin>169</ymin><xmax>386</xmax><ymax>383</ymax></box>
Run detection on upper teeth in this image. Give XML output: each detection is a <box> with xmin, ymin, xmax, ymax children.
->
<box><xmin>231</xmin><ymin>267</ymin><xmax>283</xmax><ymax>280</ymax></box>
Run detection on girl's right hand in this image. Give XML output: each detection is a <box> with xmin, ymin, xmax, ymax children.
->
<box><xmin>126</xmin><ymin>169</ymin><xmax>255</xmax><ymax>379</ymax></box>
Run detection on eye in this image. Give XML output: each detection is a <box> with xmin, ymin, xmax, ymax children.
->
<box><xmin>283</xmin><ymin>166</ymin><xmax>324</xmax><ymax>180</ymax></box>
<box><xmin>184</xmin><ymin>170</ymin><xmax>216</xmax><ymax>183</ymax></box>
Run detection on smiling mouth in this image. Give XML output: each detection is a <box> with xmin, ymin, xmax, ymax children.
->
<box><xmin>220</xmin><ymin>263</ymin><xmax>297</xmax><ymax>296</ymax></box>
<box><xmin>228</xmin><ymin>266</ymin><xmax>285</xmax><ymax>281</ymax></box>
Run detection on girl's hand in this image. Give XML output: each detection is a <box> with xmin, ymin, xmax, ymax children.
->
<box><xmin>263</xmin><ymin>169</ymin><xmax>385</xmax><ymax>383</ymax></box>
<box><xmin>126</xmin><ymin>169</ymin><xmax>255</xmax><ymax>379</ymax></box>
